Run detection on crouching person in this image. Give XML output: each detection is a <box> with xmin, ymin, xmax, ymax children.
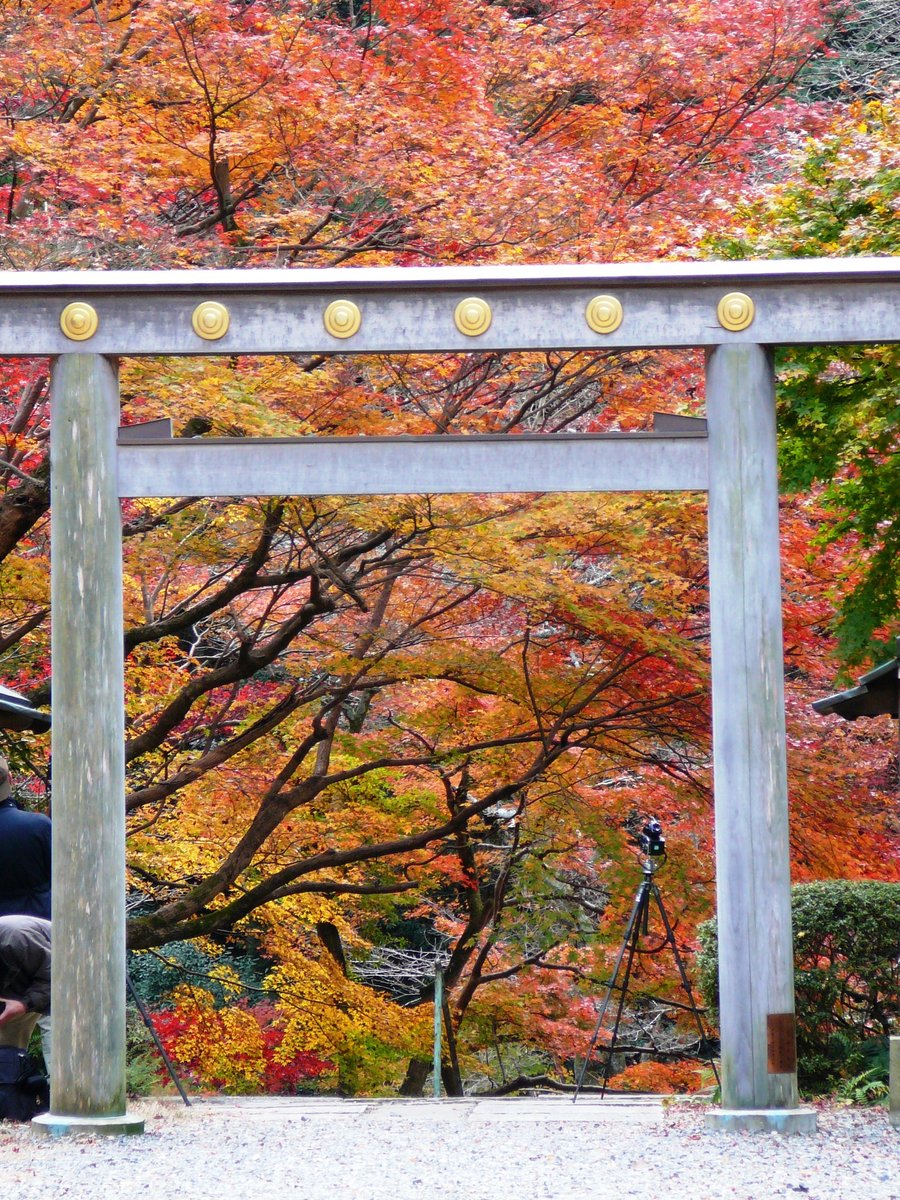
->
<box><xmin>0</xmin><ymin>915</ymin><xmax>50</xmax><ymax>1120</ymax></box>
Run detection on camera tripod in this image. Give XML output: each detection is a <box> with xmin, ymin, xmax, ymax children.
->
<box><xmin>573</xmin><ymin>858</ymin><xmax>719</xmax><ymax>1102</ymax></box>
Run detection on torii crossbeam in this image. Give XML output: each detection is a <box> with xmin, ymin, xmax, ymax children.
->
<box><xmin>6</xmin><ymin>257</ymin><xmax>896</xmax><ymax>1136</ymax></box>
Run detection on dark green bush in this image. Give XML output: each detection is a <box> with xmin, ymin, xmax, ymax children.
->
<box><xmin>127</xmin><ymin>941</ymin><xmax>270</xmax><ymax>1008</ymax></box>
<box><xmin>697</xmin><ymin>880</ymin><xmax>900</xmax><ymax>1093</ymax></box>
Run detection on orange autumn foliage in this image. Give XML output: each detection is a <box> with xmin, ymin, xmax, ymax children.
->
<box><xmin>0</xmin><ymin>0</ymin><xmax>894</xmax><ymax>1096</ymax></box>
<box><xmin>608</xmin><ymin>1059</ymin><xmax>705</xmax><ymax>1094</ymax></box>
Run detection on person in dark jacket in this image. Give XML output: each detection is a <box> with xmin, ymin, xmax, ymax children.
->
<box><xmin>0</xmin><ymin>915</ymin><xmax>50</xmax><ymax>1052</ymax></box>
<box><xmin>0</xmin><ymin>756</ymin><xmax>51</xmax><ymax>921</ymax></box>
<box><xmin>0</xmin><ymin>759</ymin><xmax>52</xmax><ymax>1068</ymax></box>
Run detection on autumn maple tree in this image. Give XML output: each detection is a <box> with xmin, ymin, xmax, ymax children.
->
<box><xmin>0</xmin><ymin>0</ymin><xmax>896</xmax><ymax>1093</ymax></box>
<box><xmin>712</xmin><ymin>95</ymin><xmax>899</xmax><ymax>664</ymax></box>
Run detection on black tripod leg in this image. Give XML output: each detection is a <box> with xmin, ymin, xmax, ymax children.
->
<box><xmin>649</xmin><ymin>885</ymin><xmax>720</xmax><ymax>1087</ymax></box>
<box><xmin>574</xmin><ymin>881</ymin><xmax>648</xmax><ymax>1103</ymax></box>
<box><xmin>598</xmin><ymin>887</ymin><xmax>647</xmax><ymax>1098</ymax></box>
<box><xmin>127</xmin><ymin>973</ymin><xmax>192</xmax><ymax>1107</ymax></box>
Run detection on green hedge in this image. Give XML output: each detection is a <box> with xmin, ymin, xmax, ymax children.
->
<box><xmin>697</xmin><ymin>880</ymin><xmax>900</xmax><ymax>1093</ymax></box>
<box><xmin>128</xmin><ymin>940</ymin><xmax>270</xmax><ymax>1007</ymax></box>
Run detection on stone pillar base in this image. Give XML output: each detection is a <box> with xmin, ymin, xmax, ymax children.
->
<box><xmin>705</xmin><ymin>1108</ymin><xmax>817</xmax><ymax>1135</ymax></box>
<box><xmin>32</xmin><ymin>1112</ymin><xmax>145</xmax><ymax>1137</ymax></box>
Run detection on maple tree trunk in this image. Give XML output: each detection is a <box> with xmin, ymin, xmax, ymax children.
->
<box><xmin>0</xmin><ymin>459</ymin><xmax>49</xmax><ymax>563</ymax></box>
<box><xmin>440</xmin><ymin>1001</ymin><xmax>464</xmax><ymax>1096</ymax></box>
<box><xmin>213</xmin><ymin>157</ymin><xmax>237</xmax><ymax>233</ymax></box>
<box><xmin>398</xmin><ymin>1058</ymin><xmax>431</xmax><ymax>1097</ymax></box>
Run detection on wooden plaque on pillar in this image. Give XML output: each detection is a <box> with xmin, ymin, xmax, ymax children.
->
<box><xmin>767</xmin><ymin>1013</ymin><xmax>797</xmax><ymax>1074</ymax></box>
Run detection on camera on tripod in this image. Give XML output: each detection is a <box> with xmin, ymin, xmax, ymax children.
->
<box><xmin>639</xmin><ymin>817</ymin><xmax>666</xmax><ymax>860</ymax></box>
<box><xmin>573</xmin><ymin>811</ymin><xmax>719</xmax><ymax>1103</ymax></box>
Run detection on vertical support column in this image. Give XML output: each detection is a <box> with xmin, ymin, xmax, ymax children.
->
<box><xmin>34</xmin><ymin>354</ymin><xmax>143</xmax><ymax>1137</ymax></box>
<box><xmin>433</xmin><ymin>968</ymin><xmax>443</xmax><ymax>1098</ymax></box>
<box><xmin>704</xmin><ymin>344</ymin><xmax>815</xmax><ymax>1135</ymax></box>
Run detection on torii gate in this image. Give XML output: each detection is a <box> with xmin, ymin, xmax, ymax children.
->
<box><xmin>6</xmin><ymin>258</ymin><xmax>896</xmax><ymax>1136</ymax></box>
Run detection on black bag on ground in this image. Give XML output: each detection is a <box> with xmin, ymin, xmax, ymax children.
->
<box><xmin>0</xmin><ymin>1045</ymin><xmax>49</xmax><ymax>1121</ymax></box>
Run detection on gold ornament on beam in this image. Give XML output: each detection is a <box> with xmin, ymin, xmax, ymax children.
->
<box><xmin>191</xmin><ymin>301</ymin><xmax>230</xmax><ymax>341</ymax></box>
<box><xmin>59</xmin><ymin>302</ymin><xmax>99</xmax><ymax>342</ymax></box>
<box><xmin>454</xmin><ymin>297</ymin><xmax>492</xmax><ymax>337</ymax></box>
<box><xmin>585</xmin><ymin>295</ymin><xmax>623</xmax><ymax>335</ymax></box>
<box><xmin>323</xmin><ymin>299</ymin><xmax>362</xmax><ymax>339</ymax></box>
<box><xmin>716</xmin><ymin>292</ymin><xmax>755</xmax><ymax>332</ymax></box>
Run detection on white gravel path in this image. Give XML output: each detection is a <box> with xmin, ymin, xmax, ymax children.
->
<box><xmin>0</xmin><ymin>1096</ymin><xmax>897</xmax><ymax>1200</ymax></box>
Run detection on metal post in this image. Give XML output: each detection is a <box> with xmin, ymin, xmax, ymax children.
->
<box><xmin>433</xmin><ymin>968</ymin><xmax>443</xmax><ymax>1098</ymax></box>
<box><xmin>704</xmin><ymin>344</ymin><xmax>815</xmax><ymax>1134</ymax></box>
<box><xmin>34</xmin><ymin>354</ymin><xmax>143</xmax><ymax>1136</ymax></box>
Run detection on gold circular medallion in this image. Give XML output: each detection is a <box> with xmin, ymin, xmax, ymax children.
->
<box><xmin>454</xmin><ymin>297</ymin><xmax>492</xmax><ymax>337</ymax></box>
<box><xmin>59</xmin><ymin>302</ymin><xmax>99</xmax><ymax>342</ymax></box>
<box><xmin>585</xmin><ymin>295</ymin><xmax>623</xmax><ymax>335</ymax></box>
<box><xmin>716</xmin><ymin>292</ymin><xmax>755</xmax><ymax>332</ymax></box>
<box><xmin>323</xmin><ymin>299</ymin><xmax>362</xmax><ymax>339</ymax></box>
<box><xmin>191</xmin><ymin>301</ymin><xmax>230</xmax><ymax>341</ymax></box>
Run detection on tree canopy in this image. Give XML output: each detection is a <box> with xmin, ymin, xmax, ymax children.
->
<box><xmin>0</xmin><ymin>0</ymin><xmax>896</xmax><ymax>1094</ymax></box>
<box><xmin>713</xmin><ymin>97</ymin><xmax>899</xmax><ymax>662</ymax></box>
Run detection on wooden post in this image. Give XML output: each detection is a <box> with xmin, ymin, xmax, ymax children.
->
<box><xmin>704</xmin><ymin>344</ymin><xmax>814</xmax><ymax>1134</ymax></box>
<box><xmin>890</xmin><ymin>1036</ymin><xmax>899</xmax><ymax>1127</ymax></box>
<box><xmin>433</xmin><ymin>969</ymin><xmax>443</xmax><ymax>1098</ymax></box>
<box><xmin>34</xmin><ymin>354</ymin><xmax>143</xmax><ymax>1136</ymax></box>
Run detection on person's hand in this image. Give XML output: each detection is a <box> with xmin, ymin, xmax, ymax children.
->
<box><xmin>0</xmin><ymin>997</ymin><xmax>27</xmax><ymax>1025</ymax></box>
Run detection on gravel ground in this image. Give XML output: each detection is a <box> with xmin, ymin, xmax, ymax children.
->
<box><xmin>0</xmin><ymin>1096</ymin><xmax>897</xmax><ymax>1200</ymax></box>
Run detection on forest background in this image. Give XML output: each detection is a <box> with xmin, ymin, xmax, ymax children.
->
<box><xmin>0</xmin><ymin>0</ymin><xmax>897</xmax><ymax>1096</ymax></box>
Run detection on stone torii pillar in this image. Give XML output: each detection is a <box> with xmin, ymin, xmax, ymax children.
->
<box><xmin>33</xmin><ymin>353</ymin><xmax>143</xmax><ymax>1136</ymax></box>
<box><xmin>704</xmin><ymin>343</ymin><xmax>813</xmax><ymax>1134</ymax></box>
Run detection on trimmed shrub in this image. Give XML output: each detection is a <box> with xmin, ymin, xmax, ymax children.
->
<box><xmin>697</xmin><ymin>880</ymin><xmax>900</xmax><ymax>1093</ymax></box>
<box><xmin>128</xmin><ymin>941</ymin><xmax>269</xmax><ymax>1007</ymax></box>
